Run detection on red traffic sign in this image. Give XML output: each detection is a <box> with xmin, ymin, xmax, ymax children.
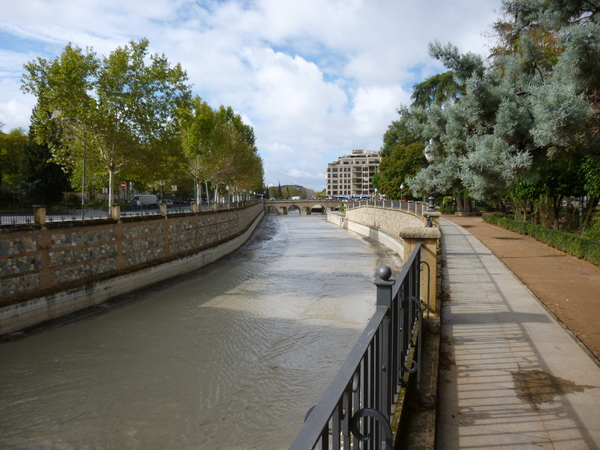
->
<box><xmin>121</xmin><ymin>182</ymin><xmax>127</xmax><ymax>189</ymax></box>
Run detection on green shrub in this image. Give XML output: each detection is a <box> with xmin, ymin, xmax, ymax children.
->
<box><xmin>483</xmin><ymin>215</ymin><xmax>600</xmax><ymax>267</ymax></box>
<box><xmin>66</xmin><ymin>193</ymin><xmax>79</xmax><ymax>205</ymax></box>
<box><xmin>584</xmin><ymin>215</ymin><xmax>600</xmax><ymax>241</ymax></box>
<box><xmin>439</xmin><ymin>205</ymin><xmax>456</xmax><ymax>214</ymax></box>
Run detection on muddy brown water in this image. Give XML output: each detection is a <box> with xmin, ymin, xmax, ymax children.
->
<box><xmin>0</xmin><ymin>214</ymin><xmax>402</xmax><ymax>449</ymax></box>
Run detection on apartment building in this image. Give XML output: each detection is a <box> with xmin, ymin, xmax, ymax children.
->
<box><xmin>325</xmin><ymin>149</ymin><xmax>380</xmax><ymax>199</ymax></box>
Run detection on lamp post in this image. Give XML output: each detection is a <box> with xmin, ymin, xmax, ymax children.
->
<box><xmin>226</xmin><ymin>185</ymin><xmax>230</xmax><ymax>203</ymax></box>
<box><xmin>424</xmin><ymin>143</ymin><xmax>436</xmax><ymax>212</ymax></box>
<box><xmin>400</xmin><ymin>183</ymin><xmax>404</xmax><ymax>202</ymax></box>
<box><xmin>81</xmin><ymin>147</ymin><xmax>86</xmax><ymax>220</ymax></box>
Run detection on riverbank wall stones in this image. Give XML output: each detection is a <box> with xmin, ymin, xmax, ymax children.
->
<box><xmin>0</xmin><ymin>203</ymin><xmax>264</xmax><ymax>332</ymax></box>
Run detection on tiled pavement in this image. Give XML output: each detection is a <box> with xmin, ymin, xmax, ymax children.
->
<box><xmin>436</xmin><ymin>218</ymin><xmax>600</xmax><ymax>450</ymax></box>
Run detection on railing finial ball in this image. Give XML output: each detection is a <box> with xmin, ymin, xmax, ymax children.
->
<box><xmin>377</xmin><ymin>266</ymin><xmax>392</xmax><ymax>281</ymax></box>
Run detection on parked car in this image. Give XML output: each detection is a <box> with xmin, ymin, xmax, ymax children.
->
<box><xmin>160</xmin><ymin>199</ymin><xmax>173</xmax><ymax>206</ymax></box>
<box><xmin>131</xmin><ymin>194</ymin><xmax>158</xmax><ymax>207</ymax></box>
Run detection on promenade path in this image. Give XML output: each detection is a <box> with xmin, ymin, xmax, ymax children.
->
<box><xmin>437</xmin><ymin>216</ymin><xmax>600</xmax><ymax>450</ymax></box>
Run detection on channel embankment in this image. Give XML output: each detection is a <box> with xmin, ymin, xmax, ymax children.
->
<box><xmin>0</xmin><ymin>202</ymin><xmax>264</xmax><ymax>335</ymax></box>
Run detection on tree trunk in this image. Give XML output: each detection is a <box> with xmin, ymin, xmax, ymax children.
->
<box><xmin>581</xmin><ymin>196</ymin><xmax>599</xmax><ymax>233</ymax></box>
<box><xmin>195</xmin><ymin>178</ymin><xmax>201</xmax><ymax>204</ymax></box>
<box><xmin>463</xmin><ymin>198</ymin><xmax>472</xmax><ymax>213</ymax></box>
<box><xmin>553</xmin><ymin>195</ymin><xmax>561</xmax><ymax>230</ymax></box>
<box><xmin>456</xmin><ymin>196</ymin><xmax>464</xmax><ymax>212</ymax></box>
<box><xmin>108</xmin><ymin>167</ymin><xmax>115</xmax><ymax>209</ymax></box>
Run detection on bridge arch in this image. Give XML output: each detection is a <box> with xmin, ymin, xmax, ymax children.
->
<box><xmin>264</xmin><ymin>200</ymin><xmax>343</xmax><ymax>215</ymax></box>
<box><xmin>288</xmin><ymin>205</ymin><xmax>301</xmax><ymax>215</ymax></box>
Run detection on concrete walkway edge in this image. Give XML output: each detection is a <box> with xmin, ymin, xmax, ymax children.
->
<box><xmin>436</xmin><ymin>218</ymin><xmax>600</xmax><ymax>450</ymax></box>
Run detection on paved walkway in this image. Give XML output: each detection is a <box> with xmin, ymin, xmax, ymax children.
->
<box><xmin>437</xmin><ymin>218</ymin><xmax>600</xmax><ymax>450</ymax></box>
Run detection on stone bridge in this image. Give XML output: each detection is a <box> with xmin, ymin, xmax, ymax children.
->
<box><xmin>264</xmin><ymin>199</ymin><xmax>343</xmax><ymax>215</ymax></box>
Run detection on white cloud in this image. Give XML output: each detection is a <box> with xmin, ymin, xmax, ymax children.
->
<box><xmin>351</xmin><ymin>85</ymin><xmax>411</xmax><ymax>137</ymax></box>
<box><xmin>0</xmin><ymin>0</ymin><xmax>504</xmax><ymax>190</ymax></box>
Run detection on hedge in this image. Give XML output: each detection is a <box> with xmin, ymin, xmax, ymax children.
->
<box><xmin>482</xmin><ymin>215</ymin><xmax>600</xmax><ymax>267</ymax></box>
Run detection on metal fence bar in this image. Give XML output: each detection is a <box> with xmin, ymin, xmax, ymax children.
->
<box><xmin>0</xmin><ymin>210</ymin><xmax>34</xmax><ymax>225</ymax></box>
<box><xmin>289</xmin><ymin>240</ymin><xmax>428</xmax><ymax>450</ymax></box>
<box><xmin>2</xmin><ymin>200</ymin><xmax>263</xmax><ymax>226</ymax></box>
<box><xmin>46</xmin><ymin>208</ymin><xmax>78</xmax><ymax>222</ymax></box>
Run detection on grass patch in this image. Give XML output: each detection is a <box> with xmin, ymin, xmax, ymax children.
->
<box><xmin>483</xmin><ymin>214</ymin><xmax>600</xmax><ymax>267</ymax></box>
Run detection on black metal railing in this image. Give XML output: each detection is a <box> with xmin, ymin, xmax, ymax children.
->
<box><xmin>0</xmin><ymin>209</ymin><xmax>34</xmax><ymax>225</ymax></box>
<box><xmin>1</xmin><ymin>200</ymin><xmax>262</xmax><ymax>226</ymax></box>
<box><xmin>289</xmin><ymin>242</ymin><xmax>436</xmax><ymax>450</ymax></box>
<box><xmin>345</xmin><ymin>200</ymin><xmax>428</xmax><ymax>217</ymax></box>
<box><xmin>119</xmin><ymin>204</ymin><xmax>162</xmax><ymax>217</ymax></box>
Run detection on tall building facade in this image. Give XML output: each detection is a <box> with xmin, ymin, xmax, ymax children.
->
<box><xmin>326</xmin><ymin>149</ymin><xmax>380</xmax><ymax>199</ymax></box>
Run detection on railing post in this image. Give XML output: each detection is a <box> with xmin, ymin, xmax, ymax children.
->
<box><xmin>190</xmin><ymin>202</ymin><xmax>198</xmax><ymax>213</ymax></box>
<box><xmin>375</xmin><ymin>266</ymin><xmax>395</xmax><ymax>421</ymax></box>
<box><xmin>33</xmin><ymin>205</ymin><xmax>46</xmax><ymax>225</ymax></box>
<box><xmin>375</xmin><ymin>266</ymin><xmax>394</xmax><ymax>308</ymax></box>
<box><xmin>159</xmin><ymin>202</ymin><xmax>168</xmax><ymax>217</ymax></box>
<box><xmin>425</xmin><ymin>211</ymin><xmax>441</xmax><ymax>228</ymax></box>
<box><xmin>110</xmin><ymin>205</ymin><xmax>120</xmax><ymax>220</ymax></box>
<box><xmin>399</xmin><ymin>228</ymin><xmax>441</xmax><ymax>314</ymax></box>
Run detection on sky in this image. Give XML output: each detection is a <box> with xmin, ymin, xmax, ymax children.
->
<box><xmin>0</xmin><ymin>0</ymin><xmax>503</xmax><ymax>191</ymax></box>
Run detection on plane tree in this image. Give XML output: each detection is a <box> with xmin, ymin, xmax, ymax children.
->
<box><xmin>180</xmin><ymin>98</ymin><xmax>263</xmax><ymax>203</ymax></box>
<box><xmin>21</xmin><ymin>39</ymin><xmax>191</xmax><ymax>209</ymax></box>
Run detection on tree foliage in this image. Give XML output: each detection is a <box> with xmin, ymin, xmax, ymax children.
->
<box><xmin>378</xmin><ymin>0</ymin><xmax>600</xmax><ymax>229</ymax></box>
<box><xmin>0</xmin><ymin>126</ymin><xmax>28</xmax><ymax>193</ymax></box>
<box><xmin>21</xmin><ymin>39</ymin><xmax>192</xmax><ymax>207</ymax></box>
<box><xmin>180</xmin><ymin>96</ymin><xmax>263</xmax><ymax>202</ymax></box>
<box><xmin>18</xmin><ymin>130</ymin><xmax>70</xmax><ymax>207</ymax></box>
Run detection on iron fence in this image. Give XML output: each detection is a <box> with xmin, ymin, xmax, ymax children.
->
<box><xmin>118</xmin><ymin>204</ymin><xmax>161</xmax><ymax>217</ymax></box>
<box><xmin>45</xmin><ymin>206</ymin><xmax>111</xmax><ymax>221</ymax></box>
<box><xmin>0</xmin><ymin>209</ymin><xmax>34</xmax><ymax>225</ymax></box>
<box><xmin>289</xmin><ymin>242</ymin><xmax>436</xmax><ymax>449</ymax></box>
<box><xmin>1</xmin><ymin>200</ymin><xmax>260</xmax><ymax>226</ymax></box>
<box><xmin>345</xmin><ymin>200</ymin><xmax>427</xmax><ymax>216</ymax></box>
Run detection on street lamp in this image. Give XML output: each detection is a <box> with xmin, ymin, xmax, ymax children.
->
<box><xmin>400</xmin><ymin>183</ymin><xmax>404</xmax><ymax>202</ymax></box>
<box><xmin>160</xmin><ymin>180</ymin><xmax>165</xmax><ymax>202</ymax></box>
<box><xmin>226</xmin><ymin>185</ymin><xmax>230</xmax><ymax>203</ymax></box>
<box><xmin>424</xmin><ymin>144</ymin><xmax>436</xmax><ymax>212</ymax></box>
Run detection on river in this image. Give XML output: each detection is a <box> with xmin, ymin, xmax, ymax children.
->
<box><xmin>0</xmin><ymin>214</ymin><xmax>402</xmax><ymax>449</ymax></box>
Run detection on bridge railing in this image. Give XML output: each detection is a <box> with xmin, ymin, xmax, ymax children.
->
<box><xmin>345</xmin><ymin>200</ymin><xmax>427</xmax><ymax>218</ymax></box>
<box><xmin>288</xmin><ymin>241</ymin><xmax>436</xmax><ymax>450</ymax></box>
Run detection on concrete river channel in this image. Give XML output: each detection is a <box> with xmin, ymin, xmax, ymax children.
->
<box><xmin>0</xmin><ymin>214</ymin><xmax>402</xmax><ymax>449</ymax></box>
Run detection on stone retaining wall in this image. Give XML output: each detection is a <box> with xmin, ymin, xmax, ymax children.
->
<box><xmin>345</xmin><ymin>206</ymin><xmax>425</xmax><ymax>235</ymax></box>
<box><xmin>0</xmin><ymin>203</ymin><xmax>263</xmax><ymax>306</ymax></box>
<box><xmin>329</xmin><ymin>204</ymin><xmax>441</xmax><ymax>314</ymax></box>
